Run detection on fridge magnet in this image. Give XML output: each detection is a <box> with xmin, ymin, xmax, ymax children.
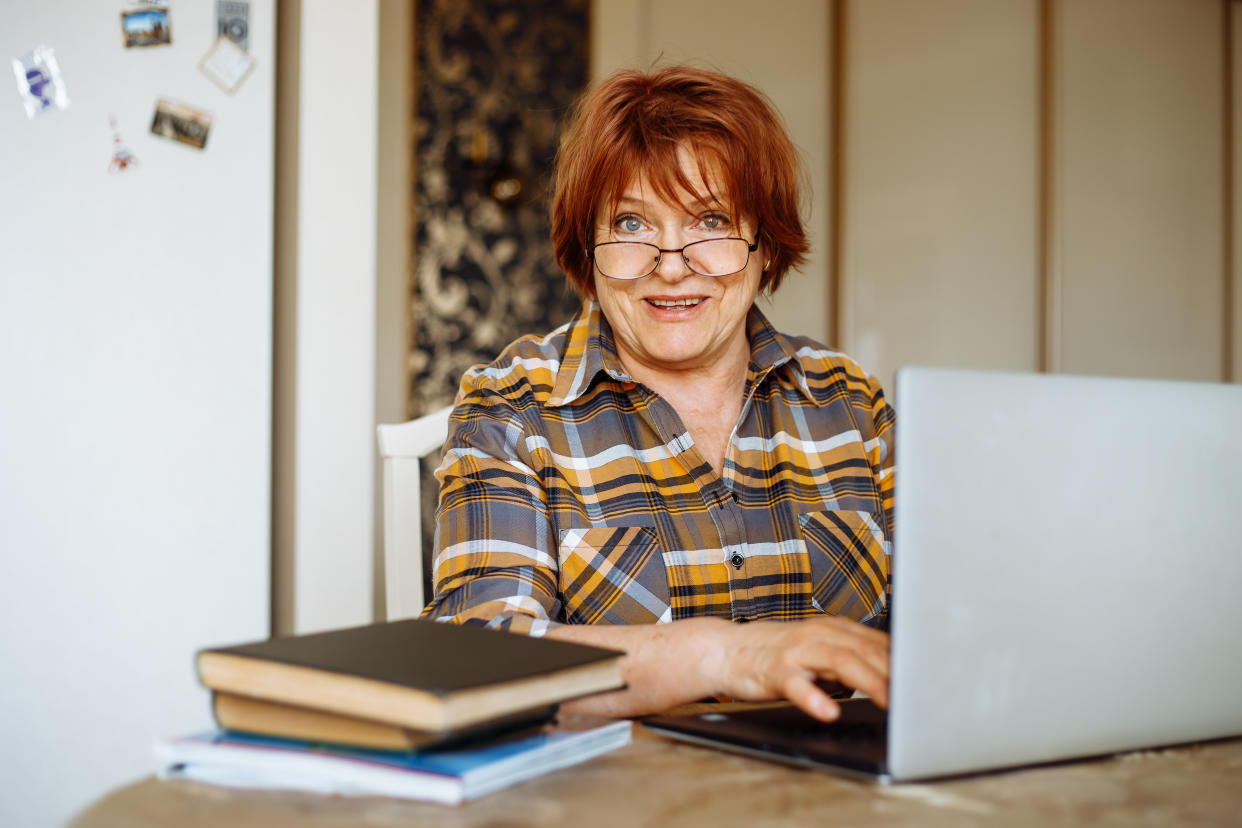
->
<box><xmin>150</xmin><ymin>99</ymin><xmax>212</xmax><ymax>150</ymax></box>
<box><xmin>11</xmin><ymin>46</ymin><xmax>70</xmax><ymax>119</ymax></box>
<box><xmin>216</xmin><ymin>0</ymin><xmax>250</xmax><ymax>52</ymax></box>
<box><xmin>108</xmin><ymin>116</ymin><xmax>139</xmax><ymax>172</ymax></box>
<box><xmin>198</xmin><ymin>35</ymin><xmax>255</xmax><ymax>94</ymax></box>
<box><xmin>121</xmin><ymin>7</ymin><xmax>172</xmax><ymax>48</ymax></box>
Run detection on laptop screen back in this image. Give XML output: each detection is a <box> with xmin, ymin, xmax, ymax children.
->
<box><xmin>889</xmin><ymin>367</ymin><xmax>1242</xmax><ymax>780</ymax></box>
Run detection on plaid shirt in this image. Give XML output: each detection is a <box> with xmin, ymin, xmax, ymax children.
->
<box><xmin>423</xmin><ymin>302</ymin><xmax>895</xmax><ymax>636</ymax></box>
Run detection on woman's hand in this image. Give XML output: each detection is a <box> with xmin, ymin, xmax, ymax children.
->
<box><xmin>708</xmin><ymin>616</ymin><xmax>890</xmax><ymax>721</ymax></box>
<box><xmin>549</xmin><ymin>615</ymin><xmax>889</xmax><ymax>722</ymax></box>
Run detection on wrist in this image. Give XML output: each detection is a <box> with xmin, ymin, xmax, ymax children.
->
<box><xmin>691</xmin><ymin>616</ymin><xmax>733</xmax><ymax>696</ymax></box>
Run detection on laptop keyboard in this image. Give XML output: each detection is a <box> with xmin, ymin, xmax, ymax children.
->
<box><xmin>643</xmin><ymin>698</ymin><xmax>890</xmax><ymax>776</ymax></box>
<box><xmin>726</xmin><ymin>700</ymin><xmax>888</xmax><ymax>749</ymax></box>
<box><xmin>799</xmin><ymin>718</ymin><xmax>886</xmax><ymax>744</ymax></box>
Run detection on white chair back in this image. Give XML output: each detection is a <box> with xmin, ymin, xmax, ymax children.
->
<box><xmin>376</xmin><ymin>405</ymin><xmax>454</xmax><ymax>620</ymax></box>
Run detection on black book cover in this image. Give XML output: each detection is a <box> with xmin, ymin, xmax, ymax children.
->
<box><xmin>199</xmin><ymin>618</ymin><xmax>623</xmax><ymax>696</ymax></box>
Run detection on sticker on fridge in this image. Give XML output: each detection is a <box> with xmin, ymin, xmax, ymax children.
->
<box><xmin>109</xmin><ymin>117</ymin><xmax>139</xmax><ymax>172</ymax></box>
<box><xmin>150</xmin><ymin>99</ymin><xmax>212</xmax><ymax>150</ymax></box>
<box><xmin>11</xmin><ymin>46</ymin><xmax>70</xmax><ymax>119</ymax></box>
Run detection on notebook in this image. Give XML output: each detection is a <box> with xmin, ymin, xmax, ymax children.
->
<box><xmin>644</xmin><ymin>367</ymin><xmax>1242</xmax><ymax>782</ymax></box>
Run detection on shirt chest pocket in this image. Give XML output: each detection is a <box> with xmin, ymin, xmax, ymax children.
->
<box><xmin>557</xmin><ymin>526</ymin><xmax>671</xmax><ymax>625</ymax></box>
<box><xmin>798</xmin><ymin>510</ymin><xmax>890</xmax><ymax>627</ymax></box>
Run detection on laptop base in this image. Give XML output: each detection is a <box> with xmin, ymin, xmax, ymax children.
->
<box><xmin>642</xmin><ymin>699</ymin><xmax>891</xmax><ymax>783</ymax></box>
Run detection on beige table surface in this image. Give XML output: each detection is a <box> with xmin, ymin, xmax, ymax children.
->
<box><xmin>70</xmin><ymin>709</ymin><xmax>1242</xmax><ymax>828</ymax></box>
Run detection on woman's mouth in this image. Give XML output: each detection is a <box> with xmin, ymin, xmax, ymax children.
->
<box><xmin>646</xmin><ymin>297</ymin><xmax>704</xmax><ymax>309</ymax></box>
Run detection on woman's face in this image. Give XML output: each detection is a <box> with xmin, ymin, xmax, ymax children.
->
<box><xmin>592</xmin><ymin>149</ymin><xmax>764</xmax><ymax>378</ymax></box>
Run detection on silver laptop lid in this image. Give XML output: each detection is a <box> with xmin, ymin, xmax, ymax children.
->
<box><xmin>889</xmin><ymin>367</ymin><xmax>1242</xmax><ymax>780</ymax></box>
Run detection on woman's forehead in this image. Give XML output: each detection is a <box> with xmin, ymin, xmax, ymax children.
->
<box><xmin>599</xmin><ymin>158</ymin><xmax>735</xmax><ymax>219</ymax></box>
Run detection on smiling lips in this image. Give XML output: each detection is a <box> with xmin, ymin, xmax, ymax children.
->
<box><xmin>646</xmin><ymin>297</ymin><xmax>704</xmax><ymax>309</ymax></box>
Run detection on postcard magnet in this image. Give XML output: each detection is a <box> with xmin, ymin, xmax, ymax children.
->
<box><xmin>122</xmin><ymin>7</ymin><xmax>172</xmax><ymax>48</ymax></box>
<box><xmin>150</xmin><ymin>99</ymin><xmax>212</xmax><ymax>150</ymax></box>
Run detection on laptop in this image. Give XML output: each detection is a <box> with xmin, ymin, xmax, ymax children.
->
<box><xmin>644</xmin><ymin>366</ymin><xmax>1242</xmax><ymax>782</ymax></box>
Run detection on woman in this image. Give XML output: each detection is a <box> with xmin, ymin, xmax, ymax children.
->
<box><xmin>423</xmin><ymin>66</ymin><xmax>894</xmax><ymax>723</ymax></box>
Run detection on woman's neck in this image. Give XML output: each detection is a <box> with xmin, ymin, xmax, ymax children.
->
<box><xmin>617</xmin><ymin>337</ymin><xmax>751</xmax><ymax>476</ymax></box>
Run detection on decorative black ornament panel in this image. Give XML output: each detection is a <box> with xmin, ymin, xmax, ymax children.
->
<box><xmin>410</xmin><ymin>0</ymin><xmax>588</xmax><ymax>416</ymax></box>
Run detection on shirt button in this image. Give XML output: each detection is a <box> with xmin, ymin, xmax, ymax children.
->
<box><xmin>730</xmin><ymin>553</ymin><xmax>744</xmax><ymax>569</ymax></box>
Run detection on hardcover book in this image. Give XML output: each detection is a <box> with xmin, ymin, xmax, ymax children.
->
<box><xmin>210</xmin><ymin>691</ymin><xmax>558</xmax><ymax>752</ymax></box>
<box><xmin>196</xmin><ymin>618</ymin><xmax>625</xmax><ymax>732</ymax></box>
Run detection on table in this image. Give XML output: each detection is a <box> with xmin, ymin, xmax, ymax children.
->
<box><xmin>69</xmin><ymin>708</ymin><xmax>1242</xmax><ymax>828</ymax></box>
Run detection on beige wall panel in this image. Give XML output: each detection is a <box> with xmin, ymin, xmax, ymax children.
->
<box><xmin>844</xmin><ymin>0</ymin><xmax>1040</xmax><ymax>393</ymax></box>
<box><xmin>1056</xmin><ymin>0</ymin><xmax>1224</xmax><ymax>381</ymax></box>
<box><xmin>590</xmin><ymin>0</ymin><xmax>644</xmax><ymax>78</ymax></box>
<box><xmin>590</xmin><ymin>0</ymin><xmax>832</xmax><ymax>345</ymax></box>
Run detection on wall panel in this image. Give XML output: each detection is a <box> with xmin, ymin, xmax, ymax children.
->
<box><xmin>843</xmin><ymin>0</ymin><xmax>1041</xmax><ymax>393</ymax></box>
<box><xmin>1055</xmin><ymin>0</ymin><xmax>1224</xmax><ymax>380</ymax></box>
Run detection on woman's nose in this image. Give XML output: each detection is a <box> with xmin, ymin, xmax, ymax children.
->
<box><xmin>651</xmin><ymin>243</ymin><xmax>692</xmax><ymax>282</ymax></box>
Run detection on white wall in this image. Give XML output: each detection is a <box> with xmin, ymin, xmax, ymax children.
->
<box><xmin>273</xmin><ymin>0</ymin><xmax>381</xmax><ymax>635</ymax></box>
<box><xmin>0</xmin><ymin>3</ymin><xmax>273</xmax><ymax>826</ymax></box>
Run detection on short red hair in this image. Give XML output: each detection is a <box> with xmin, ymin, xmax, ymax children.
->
<box><xmin>551</xmin><ymin>65</ymin><xmax>809</xmax><ymax>298</ymax></box>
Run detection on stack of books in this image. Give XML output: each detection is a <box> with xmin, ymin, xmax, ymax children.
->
<box><xmin>154</xmin><ymin>618</ymin><xmax>630</xmax><ymax>804</ymax></box>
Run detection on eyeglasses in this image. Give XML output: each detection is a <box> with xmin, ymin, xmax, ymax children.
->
<box><xmin>590</xmin><ymin>235</ymin><xmax>760</xmax><ymax>280</ymax></box>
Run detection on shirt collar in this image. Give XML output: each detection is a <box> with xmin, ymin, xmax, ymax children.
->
<box><xmin>546</xmin><ymin>301</ymin><xmax>815</xmax><ymax>408</ymax></box>
<box><xmin>744</xmin><ymin>304</ymin><xmax>816</xmax><ymax>402</ymax></box>
<box><xmin>547</xmin><ymin>302</ymin><xmax>626</xmax><ymax>407</ymax></box>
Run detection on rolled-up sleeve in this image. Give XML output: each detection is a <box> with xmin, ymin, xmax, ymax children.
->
<box><xmin>420</xmin><ymin>391</ymin><xmax>563</xmax><ymax>636</ymax></box>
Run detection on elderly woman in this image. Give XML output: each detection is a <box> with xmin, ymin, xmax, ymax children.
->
<box><xmin>423</xmin><ymin>65</ymin><xmax>893</xmax><ymax>723</ymax></box>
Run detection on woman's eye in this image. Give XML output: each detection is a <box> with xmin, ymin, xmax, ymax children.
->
<box><xmin>616</xmin><ymin>216</ymin><xmax>643</xmax><ymax>233</ymax></box>
<box><xmin>700</xmin><ymin>213</ymin><xmax>730</xmax><ymax>231</ymax></box>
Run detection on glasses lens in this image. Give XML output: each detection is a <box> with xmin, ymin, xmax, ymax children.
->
<box><xmin>684</xmin><ymin>238</ymin><xmax>748</xmax><ymax>277</ymax></box>
<box><xmin>593</xmin><ymin>238</ymin><xmax>752</xmax><ymax>279</ymax></box>
<box><xmin>594</xmin><ymin>243</ymin><xmax>658</xmax><ymax>279</ymax></box>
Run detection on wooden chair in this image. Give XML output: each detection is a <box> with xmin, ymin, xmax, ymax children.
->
<box><xmin>376</xmin><ymin>405</ymin><xmax>454</xmax><ymax>620</ymax></box>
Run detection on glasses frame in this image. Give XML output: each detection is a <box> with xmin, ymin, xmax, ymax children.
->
<box><xmin>588</xmin><ymin>234</ymin><xmax>761</xmax><ymax>281</ymax></box>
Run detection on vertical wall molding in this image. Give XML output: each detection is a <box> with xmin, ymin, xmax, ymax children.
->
<box><xmin>829</xmin><ymin>0</ymin><xmax>847</xmax><ymax>350</ymax></box>
<box><xmin>272</xmin><ymin>0</ymin><xmax>301</xmax><ymax>636</ymax></box>
<box><xmin>1224</xmin><ymin>0</ymin><xmax>1236</xmax><ymax>382</ymax></box>
<box><xmin>287</xmin><ymin>0</ymin><xmax>381</xmax><ymax>634</ymax></box>
<box><xmin>1039</xmin><ymin>0</ymin><xmax>1060</xmax><ymax>374</ymax></box>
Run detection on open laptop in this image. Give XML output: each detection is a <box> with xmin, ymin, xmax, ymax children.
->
<box><xmin>644</xmin><ymin>366</ymin><xmax>1242</xmax><ymax>782</ymax></box>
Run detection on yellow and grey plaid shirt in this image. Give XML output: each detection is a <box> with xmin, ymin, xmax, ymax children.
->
<box><xmin>423</xmin><ymin>301</ymin><xmax>895</xmax><ymax>636</ymax></box>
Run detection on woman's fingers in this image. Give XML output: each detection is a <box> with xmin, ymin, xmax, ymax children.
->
<box><xmin>725</xmin><ymin>617</ymin><xmax>891</xmax><ymax>709</ymax></box>
<box><xmin>781</xmin><ymin>672</ymin><xmax>843</xmax><ymax>722</ymax></box>
<box><xmin>825</xmin><ymin>647</ymin><xmax>890</xmax><ymax>708</ymax></box>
